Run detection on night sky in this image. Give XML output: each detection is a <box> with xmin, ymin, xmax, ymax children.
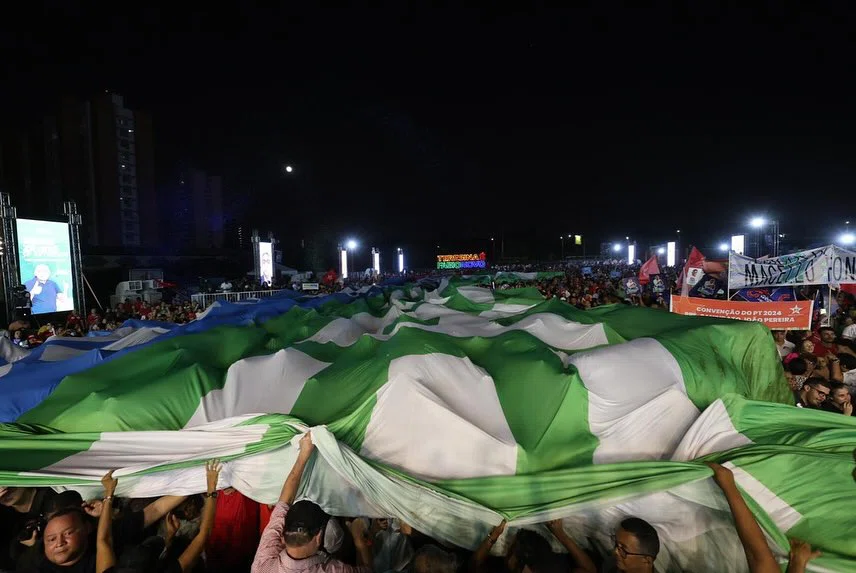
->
<box><xmin>2</xmin><ymin>4</ymin><xmax>855</xmax><ymax>265</ymax></box>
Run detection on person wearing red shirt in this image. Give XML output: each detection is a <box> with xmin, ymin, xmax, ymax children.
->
<box><xmin>811</xmin><ymin>327</ymin><xmax>838</xmax><ymax>358</ymax></box>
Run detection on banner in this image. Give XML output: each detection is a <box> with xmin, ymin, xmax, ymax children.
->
<box><xmin>734</xmin><ymin>287</ymin><xmax>796</xmax><ymax>302</ymax></box>
<box><xmin>670</xmin><ymin>296</ymin><xmax>813</xmax><ymax>330</ymax></box>
<box><xmin>650</xmin><ymin>275</ymin><xmax>667</xmax><ymax>294</ymax></box>
<box><xmin>728</xmin><ymin>245</ymin><xmax>856</xmax><ymax>288</ymax></box>
<box><xmin>688</xmin><ymin>274</ymin><xmax>725</xmax><ymax>299</ymax></box>
<box><xmin>258</xmin><ymin>241</ymin><xmax>273</xmax><ymax>286</ymax></box>
<box><xmin>828</xmin><ymin>246</ymin><xmax>856</xmax><ymax>286</ymax></box>
<box><xmin>620</xmin><ymin>276</ymin><xmax>641</xmax><ymax>297</ymax></box>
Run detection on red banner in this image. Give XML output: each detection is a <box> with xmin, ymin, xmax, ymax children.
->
<box><xmin>670</xmin><ymin>296</ymin><xmax>813</xmax><ymax>330</ymax></box>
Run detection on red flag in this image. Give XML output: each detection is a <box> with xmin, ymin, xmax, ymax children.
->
<box><xmin>677</xmin><ymin>247</ymin><xmax>706</xmax><ymax>296</ymax></box>
<box><xmin>638</xmin><ymin>256</ymin><xmax>661</xmax><ymax>285</ymax></box>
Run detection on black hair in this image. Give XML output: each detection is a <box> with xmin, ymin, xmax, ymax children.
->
<box><xmin>410</xmin><ymin>545</ymin><xmax>458</xmax><ymax>573</ymax></box>
<box><xmin>804</xmin><ymin>377</ymin><xmax>831</xmax><ymax>391</ymax></box>
<box><xmin>787</xmin><ymin>357</ymin><xmax>808</xmax><ymax>375</ymax></box>
<box><xmin>510</xmin><ymin>529</ymin><xmax>554</xmax><ymax>572</ymax></box>
<box><xmin>838</xmin><ymin>353</ymin><xmax>856</xmax><ymax>371</ymax></box>
<box><xmin>45</xmin><ymin>506</ymin><xmax>88</xmax><ymax>530</ymax></box>
<box><xmin>819</xmin><ymin>326</ymin><xmax>835</xmax><ymax>333</ymax></box>
<box><xmin>620</xmin><ymin>517</ymin><xmax>660</xmax><ymax>558</ymax></box>
<box><xmin>827</xmin><ymin>381</ymin><xmax>847</xmax><ymax>394</ymax></box>
<box><xmin>44</xmin><ymin>490</ymin><xmax>84</xmax><ymax>518</ymax></box>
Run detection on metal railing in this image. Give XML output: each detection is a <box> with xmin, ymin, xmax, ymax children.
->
<box><xmin>191</xmin><ymin>289</ymin><xmax>288</xmax><ymax>307</ymax></box>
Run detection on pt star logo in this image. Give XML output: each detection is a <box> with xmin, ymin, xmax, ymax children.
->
<box><xmin>789</xmin><ymin>304</ymin><xmax>803</xmax><ymax>315</ymax></box>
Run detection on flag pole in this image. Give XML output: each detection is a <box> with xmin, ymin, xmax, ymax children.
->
<box><xmin>726</xmin><ymin>249</ymin><xmax>732</xmax><ymax>301</ymax></box>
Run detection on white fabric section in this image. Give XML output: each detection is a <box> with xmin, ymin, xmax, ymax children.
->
<box><xmin>360</xmin><ymin>354</ymin><xmax>518</xmax><ymax>480</ymax></box>
<box><xmin>305</xmin><ymin>307</ymin><xmax>608</xmax><ymax>352</ymax></box>
<box><xmin>478</xmin><ymin>303</ymin><xmax>537</xmax><ymax>318</ymax></box>
<box><xmin>102</xmin><ymin>327</ymin><xmax>170</xmax><ymax>350</ymax></box>
<box><xmin>184</xmin><ymin>348</ymin><xmax>330</xmax><ymax>428</ymax></box>
<box><xmin>30</xmin><ymin>424</ymin><xmax>795</xmax><ymax>571</ymax></box>
<box><xmin>423</xmin><ymin>278</ymin><xmax>450</xmax><ymax>302</ymax></box>
<box><xmin>0</xmin><ymin>336</ymin><xmax>31</xmax><ymax>364</ymax></box>
<box><xmin>0</xmin><ymin>363</ymin><xmax>13</xmax><ymax>377</ymax></box>
<box><xmin>455</xmin><ymin>286</ymin><xmax>495</xmax><ymax>304</ymax></box>
<box><xmin>571</xmin><ymin>338</ymin><xmax>690</xmax><ymax>462</ymax></box>
<box><xmin>671</xmin><ymin>399</ymin><xmax>754</xmax><ymax>461</ymax></box>
<box><xmin>589</xmin><ymin>388</ymin><xmax>700</xmax><ymax>463</ymax></box>
<box><xmin>305</xmin><ymin>426</ymin><xmax>504</xmax><ymax>549</ymax></box>
<box><xmin>38</xmin><ymin>345</ymin><xmax>89</xmax><ymax>362</ymax></box>
<box><xmin>34</xmin><ymin>414</ymin><xmax>269</xmax><ymax>482</ymax></box>
<box><xmin>192</xmin><ymin>301</ymin><xmax>220</xmax><ymax>321</ymax></box>
<box><xmin>726</xmin><ymin>462</ymin><xmax>803</xmax><ymax>533</ymax></box>
<box><xmin>305</xmin><ymin>317</ymin><xmax>369</xmax><ymax>346</ymax></box>
<box><xmin>349</xmin><ymin>307</ymin><xmax>403</xmax><ymax>334</ymax></box>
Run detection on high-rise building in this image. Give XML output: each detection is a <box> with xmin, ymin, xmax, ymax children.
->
<box><xmin>0</xmin><ymin>92</ymin><xmax>158</xmax><ymax>248</ymax></box>
<box><xmin>163</xmin><ymin>166</ymin><xmax>225</xmax><ymax>251</ymax></box>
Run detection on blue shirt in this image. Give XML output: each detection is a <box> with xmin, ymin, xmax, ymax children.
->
<box><xmin>24</xmin><ymin>277</ymin><xmax>61</xmax><ymax>313</ymax></box>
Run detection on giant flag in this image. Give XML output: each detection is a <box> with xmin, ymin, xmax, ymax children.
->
<box><xmin>0</xmin><ymin>280</ymin><xmax>852</xmax><ymax>572</ymax></box>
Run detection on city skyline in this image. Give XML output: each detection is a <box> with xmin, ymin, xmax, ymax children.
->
<box><xmin>1</xmin><ymin>5</ymin><xmax>854</xmax><ymax>268</ymax></box>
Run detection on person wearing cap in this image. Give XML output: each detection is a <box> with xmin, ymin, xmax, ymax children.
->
<box><xmin>251</xmin><ymin>432</ymin><xmax>373</xmax><ymax>573</ymax></box>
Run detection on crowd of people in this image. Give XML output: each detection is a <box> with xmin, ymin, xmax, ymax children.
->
<box><xmin>0</xmin><ymin>261</ymin><xmax>850</xmax><ymax>571</ymax></box>
<box><xmin>7</xmin><ymin>300</ymin><xmax>206</xmax><ymax>350</ymax></box>
<box><xmin>778</xmin><ymin>326</ymin><xmax>856</xmax><ymax>415</ymax></box>
<box><xmin>0</xmin><ymin>434</ymin><xmax>825</xmax><ymax>573</ymax></box>
<box><xmin>482</xmin><ymin>264</ymin><xmax>678</xmax><ymax>311</ymax></box>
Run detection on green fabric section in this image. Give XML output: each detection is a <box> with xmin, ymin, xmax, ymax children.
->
<box><xmin>699</xmin><ymin>395</ymin><xmax>856</xmax><ymax>567</ymax></box>
<box><xmin>0</xmin><ymin>425</ymin><xmax>103</xmax><ymax>473</ymax></box>
<box><xmin>8</xmin><ymin>282</ymin><xmax>789</xmax><ymax>473</ymax></box>
<box><xmin>433</xmin><ymin>461</ymin><xmax>711</xmax><ymax>519</ymax></box>
<box><xmin>3</xmin><ymin>282</ymin><xmax>839</xmax><ymax>569</ymax></box>
<box><xmin>293</xmin><ymin>327</ymin><xmax>601</xmax><ymax>466</ymax></box>
<box><xmin>18</xmin><ymin>307</ymin><xmax>338</xmax><ymax>434</ymax></box>
<box><xmin>720</xmin><ymin>394</ymin><xmax>856</xmax><ymax>453</ymax></box>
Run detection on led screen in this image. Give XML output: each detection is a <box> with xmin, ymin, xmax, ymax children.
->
<box><xmin>17</xmin><ymin>218</ymin><xmax>75</xmax><ymax>314</ymax></box>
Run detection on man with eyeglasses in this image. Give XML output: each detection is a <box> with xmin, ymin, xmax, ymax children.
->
<box><xmin>794</xmin><ymin>377</ymin><xmax>831</xmax><ymax>409</ymax></box>
<box><xmin>605</xmin><ymin>517</ymin><xmax>659</xmax><ymax>572</ymax></box>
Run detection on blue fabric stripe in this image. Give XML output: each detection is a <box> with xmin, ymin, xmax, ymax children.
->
<box><xmin>0</xmin><ymin>290</ymin><xmax>367</xmax><ymax>423</ymax></box>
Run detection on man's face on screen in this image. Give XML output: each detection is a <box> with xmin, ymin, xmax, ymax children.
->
<box><xmin>34</xmin><ymin>265</ymin><xmax>50</xmax><ymax>282</ymax></box>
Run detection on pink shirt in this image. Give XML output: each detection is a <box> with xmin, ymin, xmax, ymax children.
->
<box><xmin>251</xmin><ymin>501</ymin><xmax>371</xmax><ymax>573</ymax></box>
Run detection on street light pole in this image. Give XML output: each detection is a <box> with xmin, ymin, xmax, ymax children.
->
<box><xmin>560</xmin><ymin>236</ymin><xmax>564</xmax><ymax>260</ymax></box>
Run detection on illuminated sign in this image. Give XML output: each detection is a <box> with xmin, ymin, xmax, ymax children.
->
<box><xmin>436</xmin><ymin>252</ymin><xmax>487</xmax><ymax>270</ymax></box>
<box><xmin>17</xmin><ymin>218</ymin><xmax>75</xmax><ymax>314</ymax></box>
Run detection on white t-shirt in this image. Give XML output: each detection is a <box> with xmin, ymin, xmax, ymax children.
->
<box><xmin>776</xmin><ymin>340</ymin><xmax>795</xmax><ymax>359</ymax></box>
<box><xmin>842</xmin><ymin>323</ymin><xmax>856</xmax><ymax>340</ymax></box>
<box><xmin>843</xmin><ymin>369</ymin><xmax>856</xmax><ymax>391</ymax></box>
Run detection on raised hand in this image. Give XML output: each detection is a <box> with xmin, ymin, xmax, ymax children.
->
<box><xmin>165</xmin><ymin>512</ymin><xmax>181</xmax><ymax>541</ymax></box>
<box><xmin>82</xmin><ymin>499</ymin><xmax>105</xmax><ymax>518</ymax></box>
<box><xmin>205</xmin><ymin>460</ymin><xmax>222</xmax><ymax>493</ymax></box>
<box><xmin>297</xmin><ymin>432</ymin><xmax>315</xmax><ymax>460</ymax></box>
<box><xmin>705</xmin><ymin>462</ymin><xmax>736</xmax><ymax>489</ymax></box>
<box><xmin>488</xmin><ymin>520</ymin><xmax>507</xmax><ymax>543</ymax></box>
<box><xmin>789</xmin><ymin>539</ymin><xmax>822</xmax><ymax>566</ymax></box>
<box><xmin>101</xmin><ymin>470</ymin><xmax>118</xmax><ymax>497</ymax></box>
